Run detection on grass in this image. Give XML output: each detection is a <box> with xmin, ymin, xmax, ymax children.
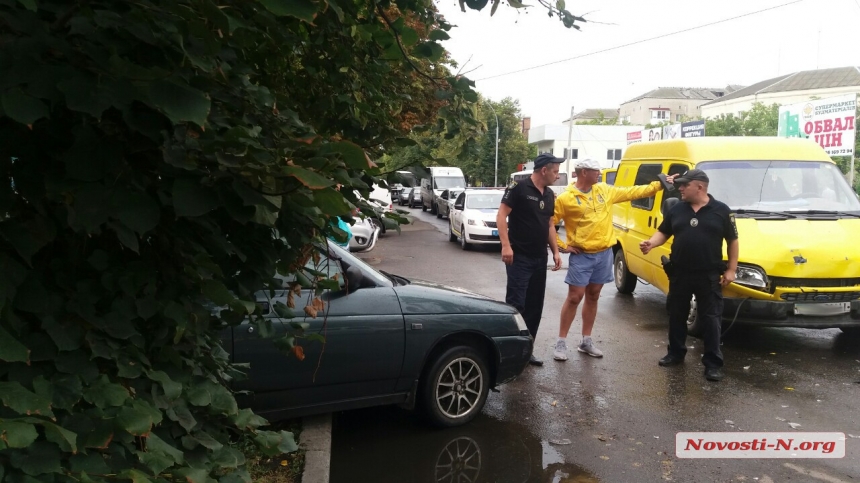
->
<box><xmin>236</xmin><ymin>418</ymin><xmax>306</xmax><ymax>483</ymax></box>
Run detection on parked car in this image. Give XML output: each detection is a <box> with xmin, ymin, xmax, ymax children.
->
<box><xmin>224</xmin><ymin>241</ymin><xmax>533</xmax><ymax>426</ymax></box>
<box><xmin>407</xmin><ymin>188</ymin><xmax>422</xmax><ymax>208</ymax></box>
<box><xmin>448</xmin><ymin>189</ymin><xmax>504</xmax><ymax>250</ymax></box>
<box><xmin>398</xmin><ymin>187</ymin><xmax>414</xmax><ymax>206</ymax></box>
<box><xmin>347</xmin><ymin>216</ymin><xmax>381</xmax><ymax>252</ymax></box>
<box><xmin>435</xmin><ymin>188</ymin><xmax>463</xmax><ymax>219</ymax></box>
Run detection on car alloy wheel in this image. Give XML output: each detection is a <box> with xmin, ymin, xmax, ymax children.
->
<box><xmin>436</xmin><ymin>357</ymin><xmax>483</xmax><ymax>419</ymax></box>
<box><xmin>421</xmin><ymin>346</ymin><xmax>489</xmax><ymax>427</ymax></box>
<box><xmin>459</xmin><ymin>225</ymin><xmax>470</xmax><ymax>250</ymax></box>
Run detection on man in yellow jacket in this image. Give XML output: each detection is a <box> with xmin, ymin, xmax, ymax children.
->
<box><xmin>552</xmin><ymin>158</ymin><xmax>674</xmax><ymax>361</ymax></box>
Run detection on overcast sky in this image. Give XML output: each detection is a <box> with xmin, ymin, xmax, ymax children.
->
<box><xmin>434</xmin><ymin>0</ymin><xmax>860</xmax><ymax>126</ymax></box>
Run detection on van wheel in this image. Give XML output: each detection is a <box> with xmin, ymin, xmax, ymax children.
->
<box><xmin>614</xmin><ymin>250</ymin><xmax>637</xmax><ymax>294</ymax></box>
<box><xmin>685</xmin><ymin>295</ymin><xmax>704</xmax><ymax>338</ymax></box>
<box><xmin>420</xmin><ymin>345</ymin><xmax>490</xmax><ymax>427</ymax></box>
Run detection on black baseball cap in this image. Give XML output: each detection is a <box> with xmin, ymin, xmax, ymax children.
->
<box><xmin>674</xmin><ymin>169</ymin><xmax>709</xmax><ymax>184</ymax></box>
<box><xmin>533</xmin><ymin>153</ymin><xmax>564</xmax><ymax>169</ymax></box>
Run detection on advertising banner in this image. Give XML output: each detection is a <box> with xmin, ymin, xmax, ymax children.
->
<box><xmin>645</xmin><ymin>128</ymin><xmax>663</xmax><ymax>142</ymax></box>
<box><xmin>627</xmin><ymin>131</ymin><xmax>642</xmax><ymax>145</ymax></box>
<box><xmin>777</xmin><ymin>94</ymin><xmax>856</xmax><ymax>157</ymax></box>
<box><xmin>681</xmin><ymin>120</ymin><xmax>705</xmax><ymax>138</ymax></box>
<box><xmin>663</xmin><ymin>124</ymin><xmax>682</xmax><ymax>140</ymax></box>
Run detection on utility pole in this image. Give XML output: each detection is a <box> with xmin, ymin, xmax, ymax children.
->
<box><xmin>486</xmin><ymin>102</ymin><xmax>500</xmax><ymax>187</ymax></box>
<box><xmin>566</xmin><ymin>106</ymin><xmax>575</xmax><ymax>179</ymax></box>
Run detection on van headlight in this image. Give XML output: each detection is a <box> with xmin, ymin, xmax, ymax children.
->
<box><xmin>513</xmin><ymin>313</ymin><xmax>529</xmax><ymax>334</ymax></box>
<box><xmin>735</xmin><ymin>265</ymin><xmax>767</xmax><ymax>289</ymax></box>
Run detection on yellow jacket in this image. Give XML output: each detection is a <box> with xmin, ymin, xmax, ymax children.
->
<box><xmin>554</xmin><ymin>181</ymin><xmax>661</xmax><ymax>253</ymax></box>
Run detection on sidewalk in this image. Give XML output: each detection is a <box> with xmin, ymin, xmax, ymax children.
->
<box><xmin>299</xmin><ymin>414</ymin><xmax>331</xmax><ymax>483</ymax></box>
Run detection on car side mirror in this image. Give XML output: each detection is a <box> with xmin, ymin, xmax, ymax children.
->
<box><xmin>662</xmin><ymin>196</ymin><xmax>680</xmax><ymax>214</ymax></box>
<box><xmin>345</xmin><ymin>265</ymin><xmax>365</xmax><ymax>293</ymax></box>
<box><xmin>454</xmin><ymin>202</ymin><xmax>464</xmax><ymax>210</ymax></box>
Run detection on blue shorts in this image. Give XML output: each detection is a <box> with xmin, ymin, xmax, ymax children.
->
<box><xmin>564</xmin><ymin>248</ymin><xmax>614</xmax><ymax>286</ymax></box>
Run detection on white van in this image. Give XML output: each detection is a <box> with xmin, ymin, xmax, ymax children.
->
<box><xmin>509</xmin><ymin>169</ymin><xmax>570</xmax><ymax>197</ymax></box>
<box><xmin>421</xmin><ymin>166</ymin><xmax>466</xmax><ymax>214</ymax></box>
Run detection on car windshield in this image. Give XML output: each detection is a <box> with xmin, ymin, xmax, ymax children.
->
<box><xmin>699</xmin><ymin>160</ymin><xmax>860</xmax><ymax>213</ymax></box>
<box><xmin>434</xmin><ymin>176</ymin><xmax>465</xmax><ymax>190</ymax></box>
<box><xmin>327</xmin><ymin>242</ymin><xmax>392</xmax><ymax>287</ymax></box>
<box><xmin>466</xmin><ymin>192</ymin><xmax>504</xmax><ymax>209</ymax></box>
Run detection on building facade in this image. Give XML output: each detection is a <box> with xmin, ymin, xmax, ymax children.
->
<box><xmin>528</xmin><ymin>123</ymin><xmax>645</xmax><ymax>177</ymax></box>
<box><xmin>619</xmin><ymin>86</ymin><xmax>743</xmax><ymax>125</ymax></box>
<box><xmin>700</xmin><ymin>66</ymin><xmax>860</xmax><ymax>118</ymax></box>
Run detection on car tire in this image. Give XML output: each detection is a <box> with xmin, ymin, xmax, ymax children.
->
<box><xmin>614</xmin><ymin>250</ymin><xmax>637</xmax><ymax>294</ymax></box>
<box><xmin>448</xmin><ymin>220</ymin><xmax>457</xmax><ymax>242</ymax></box>
<box><xmin>839</xmin><ymin>327</ymin><xmax>860</xmax><ymax>336</ymax></box>
<box><xmin>420</xmin><ymin>345</ymin><xmax>490</xmax><ymax>427</ymax></box>
<box><xmin>422</xmin><ymin>203</ymin><xmax>427</xmax><ymax>212</ymax></box>
<box><xmin>430</xmin><ymin>202</ymin><xmax>437</xmax><ymax>215</ymax></box>
<box><xmin>436</xmin><ymin>209</ymin><xmax>442</xmax><ymax>219</ymax></box>
<box><xmin>459</xmin><ymin>225</ymin><xmax>470</xmax><ymax>251</ymax></box>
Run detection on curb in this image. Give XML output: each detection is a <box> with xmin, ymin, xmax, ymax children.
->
<box><xmin>300</xmin><ymin>413</ymin><xmax>332</xmax><ymax>483</ymax></box>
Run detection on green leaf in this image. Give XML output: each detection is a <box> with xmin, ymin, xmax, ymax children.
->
<box><xmin>39</xmin><ymin>420</ymin><xmax>78</xmax><ymax>453</ymax></box>
<box><xmin>117</xmin><ymin>404</ymin><xmax>155</xmax><ymax>436</ymax></box>
<box><xmin>0</xmin><ymin>253</ymin><xmax>27</xmax><ymax>313</ymax></box>
<box><xmin>326</xmin><ymin>141</ymin><xmax>368</xmax><ymax>169</ymax></box>
<box><xmin>173</xmin><ymin>179</ymin><xmax>219</xmax><ymax>217</ymax></box>
<box><xmin>115</xmin><ymin>191</ymin><xmax>161</xmax><ymax>234</ymax></box>
<box><xmin>148</xmin><ymin>371</ymin><xmax>183</xmax><ymax>400</ymax></box>
<box><xmin>83</xmin><ymin>375</ymin><xmax>130</xmax><ymax>407</ymax></box>
<box><xmin>58</xmin><ymin>77</ymin><xmax>112</xmax><ymax>118</ymax></box>
<box><xmin>0</xmin><ymin>216</ymin><xmax>57</xmax><ymax>265</ymax></box>
<box><xmin>259</xmin><ymin>0</ymin><xmax>319</xmax><ymax>23</ymax></box>
<box><xmin>429</xmin><ymin>30</ymin><xmax>450</xmax><ymax>41</ymax></box>
<box><xmin>109</xmin><ymin>221</ymin><xmax>140</xmax><ymax>253</ymax></box>
<box><xmin>508</xmin><ymin>0</ymin><xmax>531</xmax><ymax>6</ymax></box>
<box><xmin>188</xmin><ymin>431</ymin><xmax>223</xmax><ymax>450</ymax></box>
<box><xmin>175</xmin><ymin>468</ymin><xmax>209</xmax><ymax>483</ymax></box>
<box><xmin>10</xmin><ymin>441</ymin><xmax>62</xmax><ymax>475</ymax></box>
<box><xmin>284</xmin><ymin>166</ymin><xmax>334</xmax><ymax>189</ymax></box>
<box><xmin>145</xmin><ymin>432</ymin><xmax>185</xmax><ymax>465</ymax></box>
<box><xmin>202</xmin><ymin>280</ymin><xmax>233</xmax><ymax>306</ymax></box>
<box><xmin>148</xmin><ymin>80</ymin><xmax>210</xmax><ymax>126</ymax></box>
<box><xmin>556</xmin><ymin>0</ymin><xmax>565</xmax><ymax>9</ymax></box>
<box><xmin>69</xmin><ymin>453</ymin><xmax>111</xmax><ymax>474</ymax></box>
<box><xmin>273</xmin><ymin>302</ymin><xmax>295</xmax><ymax>318</ymax></box>
<box><xmin>413</xmin><ymin>42</ymin><xmax>445</xmax><ymax>62</ymax></box>
<box><xmin>118</xmin><ymin>469</ymin><xmax>154</xmax><ymax>483</ymax></box>
<box><xmin>313</xmin><ymin>188</ymin><xmax>351</xmax><ymax>216</ymax></box>
<box><xmin>0</xmin><ymin>326</ymin><xmax>29</xmax><ymax>363</ymax></box>
<box><xmin>138</xmin><ymin>451</ymin><xmax>174</xmax><ymax>475</ymax></box>
<box><xmin>0</xmin><ymin>420</ymin><xmax>39</xmax><ymax>448</ymax></box>
<box><xmin>42</xmin><ymin>318</ymin><xmax>83</xmax><ymax>351</ymax></box>
<box><xmin>17</xmin><ymin>0</ymin><xmax>37</xmax><ymax>11</ymax></box>
<box><xmin>167</xmin><ymin>403</ymin><xmax>197</xmax><ymax>432</ymax></box>
<box><xmin>230</xmin><ymin>408</ymin><xmax>268</xmax><ymax>431</ymax></box>
<box><xmin>490</xmin><ymin>0</ymin><xmax>500</xmax><ymax>15</ymax></box>
<box><xmin>253</xmin><ymin>430</ymin><xmax>297</xmax><ymax>456</ymax></box>
<box><xmin>0</xmin><ymin>381</ymin><xmax>54</xmax><ymax>417</ymax></box>
<box><xmin>1</xmin><ymin>88</ymin><xmax>49</xmax><ymax>125</ymax></box>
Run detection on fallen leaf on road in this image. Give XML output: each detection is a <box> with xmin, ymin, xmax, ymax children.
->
<box><xmin>600</xmin><ymin>456</ymin><xmax>609</xmax><ymax>460</ymax></box>
<box><xmin>788</xmin><ymin>422</ymin><xmax>801</xmax><ymax>429</ymax></box>
<box><xmin>743</xmin><ymin>366</ymin><xmax>750</xmax><ymax>370</ymax></box>
<box><xmin>551</xmin><ymin>400</ymin><xmax>557</xmax><ymax>406</ymax></box>
<box><xmin>784</xmin><ymin>387</ymin><xmax>794</xmax><ymax>390</ymax></box>
<box><xmin>725</xmin><ymin>420</ymin><xmax>734</xmax><ymax>425</ymax></box>
<box><xmin>775</xmin><ymin>417</ymin><xmax>786</xmax><ymax>422</ymax></box>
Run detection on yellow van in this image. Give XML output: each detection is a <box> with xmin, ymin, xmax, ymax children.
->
<box><xmin>611</xmin><ymin>137</ymin><xmax>860</xmax><ymax>336</ymax></box>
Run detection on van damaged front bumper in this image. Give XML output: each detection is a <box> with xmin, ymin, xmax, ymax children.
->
<box><xmin>723</xmin><ymin>298</ymin><xmax>860</xmax><ymax>328</ymax></box>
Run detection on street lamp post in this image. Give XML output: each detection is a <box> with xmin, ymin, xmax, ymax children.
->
<box><xmin>485</xmin><ymin>102</ymin><xmax>500</xmax><ymax>187</ymax></box>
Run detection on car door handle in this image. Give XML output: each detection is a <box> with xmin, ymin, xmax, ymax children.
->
<box><xmin>411</xmin><ymin>323</ymin><xmax>423</xmax><ymax>330</ymax></box>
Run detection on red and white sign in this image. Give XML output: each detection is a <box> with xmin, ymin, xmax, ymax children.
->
<box><xmin>627</xmin><ymin>131</ymin><xmax>642</xmax><ymax>145</ymax></box>
<box><xmin>676</xmin><ymin>432</ymin><xmax>845</xmax><ymax>459</ymax></box>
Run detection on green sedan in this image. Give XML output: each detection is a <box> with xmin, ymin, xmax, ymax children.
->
<box><xmin>223</xmin><ymin>242</ymin><xmax>533</xmax><ymax>427</ymax></box>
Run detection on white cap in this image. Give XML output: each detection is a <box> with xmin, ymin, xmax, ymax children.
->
<box><xmin>575</xmin><ymin>158</ymin><xmax>601</xmax><ymax>170</ymax></box>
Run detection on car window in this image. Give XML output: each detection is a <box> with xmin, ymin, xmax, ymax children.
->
<box><xmin>455</xmin><ymin>192</ymin><xmax>466</xmax><ymax>205</ymax></box>
<box><xmin>631</xmin><ymin>164</ymin><xmax>662</xmax><ymax>211</ymax></box>
<box><xmin>466</xmin><ymin>192</ymin><xmax>504</xmax><ymax>209</ymax></box>
<box><xmin>659</xmin><ymin>164</ymin><xmax>687</xmax><ymax>212</ymax></box>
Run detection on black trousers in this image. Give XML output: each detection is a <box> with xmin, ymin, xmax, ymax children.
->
<box><xmin>667</xmin><ymin>271</ymin><xmax>724</xmax><ymax>368</ymax></box>
<box><xmin>505</xmin><ymin>253</ymin><xmax>548</xmax><ymax>339</ymax></box>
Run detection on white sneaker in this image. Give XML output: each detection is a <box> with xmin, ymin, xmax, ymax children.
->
<box><xmin>577</xmin><ymin>339</ymin><xmax>604</xmax><ymax>358</ymax></box>
<box><xmin>553</xmin><ymin>339</ymin><xmax>568</xmax><ymax>361</ymax></box>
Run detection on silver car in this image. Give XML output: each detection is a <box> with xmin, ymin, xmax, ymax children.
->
<box><xmin>348</xmin><ymin>217</ymin><xmax>381</xmax><ymax>252</ymax></box>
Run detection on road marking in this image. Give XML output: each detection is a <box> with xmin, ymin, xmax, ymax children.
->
<box><xmin>783</xmin><ymin>463</ymin><xmax>849</xmax><ymax>483</ymax></box>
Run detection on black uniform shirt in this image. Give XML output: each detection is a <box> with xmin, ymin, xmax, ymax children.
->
<box><xmin>501</xmin><ymin>177</ymin><xmax>555</xmax><ymax>258</ymax></box>
<box><xmin>658</xmin><ymin>194</ymin><xmax>738</xmax><ymax>272</ymax></box>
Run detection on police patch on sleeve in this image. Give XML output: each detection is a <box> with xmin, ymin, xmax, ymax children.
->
<box><xmin>729</xmin><ymin>213</ymin><xmax>738</xmax><ymax>237</ymax></box>
<box><xmin>508</xmin><ymin>181</ymin><xmax>517</xmax><ymax>189</ymax></box>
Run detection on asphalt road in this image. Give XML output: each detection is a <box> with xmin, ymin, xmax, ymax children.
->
<box><xmin>331</xmin><ymin>204</ymin><xmax>860</xmax><ymax>483</ymax></box>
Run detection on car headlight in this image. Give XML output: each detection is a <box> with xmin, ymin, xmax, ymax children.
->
<box><xmin>467</xmin><ymin>219</ymin><xmax>477</xmax><ymax>225</ymax></box>
<box><xmin>513</xmin><ymin>313</ymin><xmax>529</xmax><ymax>333</ymax></box>
<box><xmin>735</xmin><ymin>265</ymin><xmax>767</xmax><ymax>289</ymax></box>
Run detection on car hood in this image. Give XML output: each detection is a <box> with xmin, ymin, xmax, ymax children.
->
<box><xmin>736</xmin><ymin>218</ymin><xmax>860</xmax><ymax>278</ymax></box>
<box><xmin>393</xmin><ymin>279</ymin><xmax>516</xmax><ymax>315</ymax></box>
<box><xmin>464</xmin><ymin>208</ymin><xmax>498</xmax><ymax>219</ymax></box>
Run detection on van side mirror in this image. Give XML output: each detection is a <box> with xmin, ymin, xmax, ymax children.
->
<box><xmin>662</xmin><ymin>197</ymin><xmax>680</xmax><ymax>214</ymax></box>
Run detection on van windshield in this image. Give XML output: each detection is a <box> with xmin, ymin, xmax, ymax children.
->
<box><xmin>698</xmin><ymin>160</ymin><xmax>860</xmax><ymax>213</ymax></box>
<box><xmin>434</xmin><ymin>176</ymin><xmax>465</xmax><ymax>190</ymax></box>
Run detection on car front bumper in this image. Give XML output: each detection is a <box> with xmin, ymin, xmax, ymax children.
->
<box><xmin>493</xmin><ymin>334</ymin><xmax>533</xmax><ymax>385</ymax></box>
<box><xmin>466</xmin><ymin>224</ymin><xmax>501</xmax><ymax>244</ymax></box>
<box><xmin>723</xmin><ymin>298</ymin><xmax>860</xmax><ymax>328</ymax></box>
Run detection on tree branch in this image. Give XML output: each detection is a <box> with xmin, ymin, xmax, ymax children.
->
<box><xmin>373</xmin><ymin>3</ymin><xmax>445</xmax><ymax>85</ymax></box>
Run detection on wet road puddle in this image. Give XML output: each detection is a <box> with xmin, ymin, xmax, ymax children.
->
<box><xmin>330</xmin><ymin>406</ymin><xmax>599</xmax><ymax>483</ymax></box>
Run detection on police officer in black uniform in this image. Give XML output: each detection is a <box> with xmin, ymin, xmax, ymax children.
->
<box><xmin>639</xmin><ymin>169</ymin><xmax>739</xmax><ymax>381</ymax></box>
<box><xmin>497</xmin><ymin>153</ymin><xmax>564</xmax><ymax>366</ymax></box>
